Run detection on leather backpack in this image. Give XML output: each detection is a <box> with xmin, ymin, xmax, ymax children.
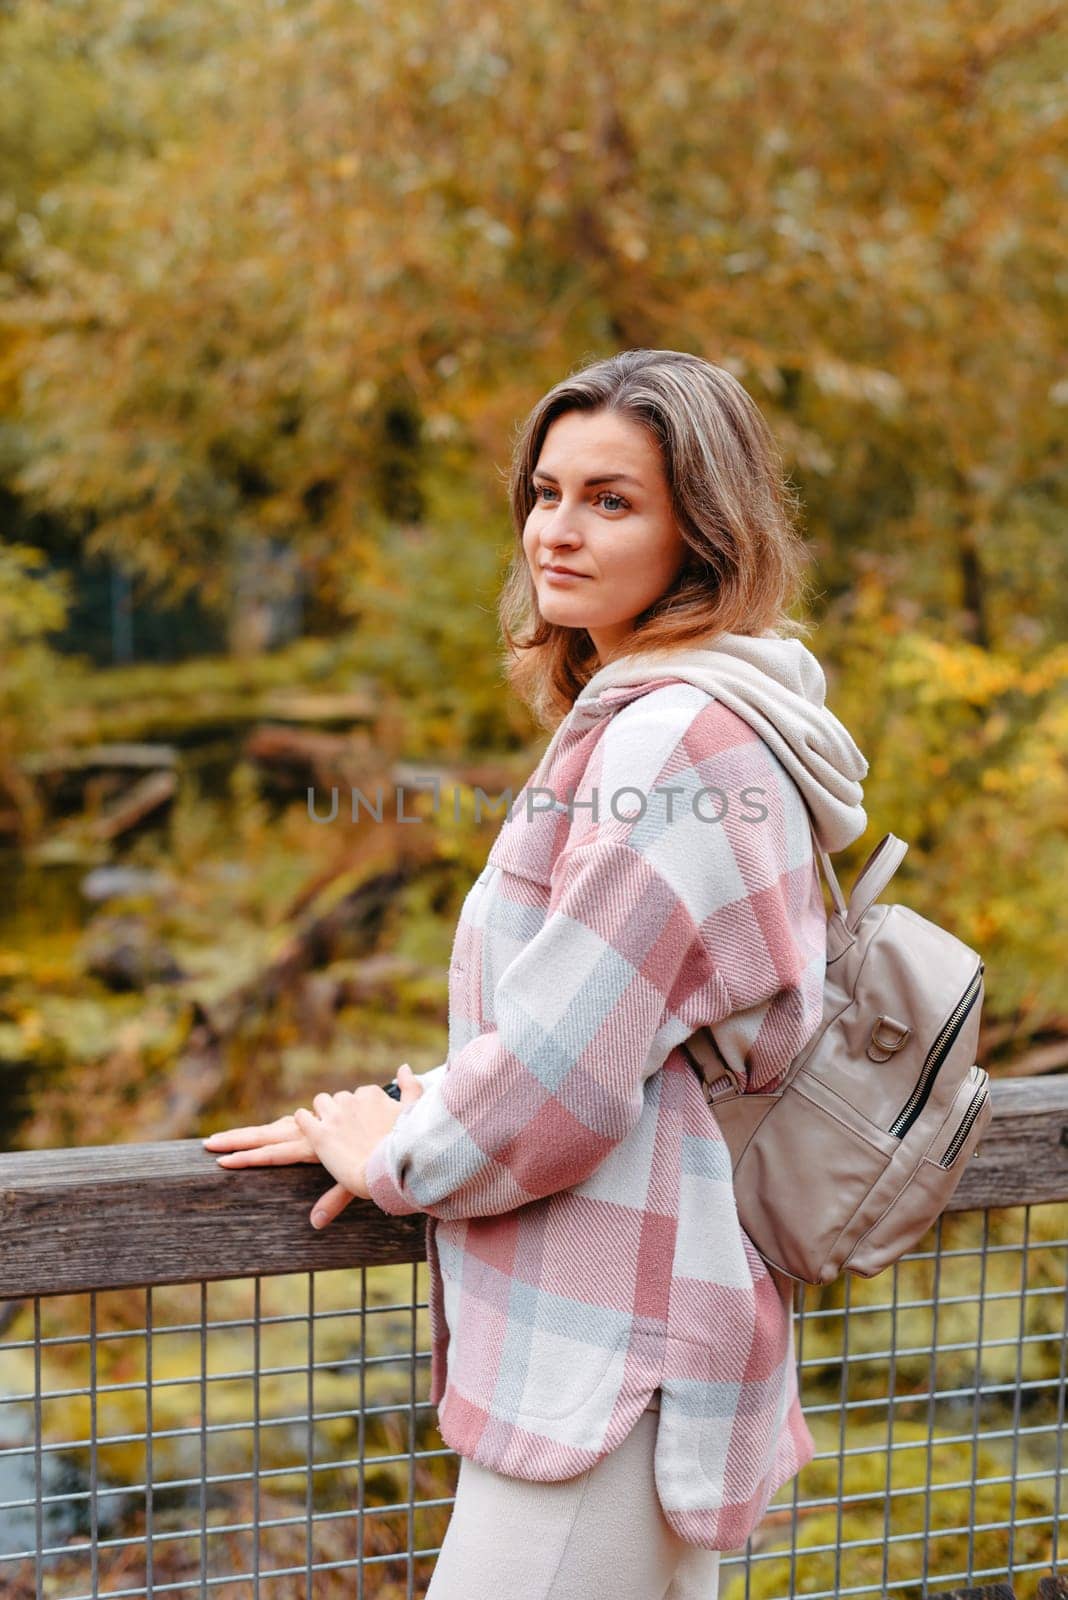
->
<box><xmin>682</xmin><ymin>820</ymin><xmax>990</xmax><ymax>1286</ymax></box>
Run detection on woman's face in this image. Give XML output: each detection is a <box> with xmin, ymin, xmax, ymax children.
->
<box><xmin>522</xmin><ymin>409</ymin><xmax>689</xmax><ymax>660</ymax></box>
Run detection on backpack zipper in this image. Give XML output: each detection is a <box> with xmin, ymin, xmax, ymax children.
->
<box><xmin>938</xmin><ymin>1067</ymin><xmax>989</xmax><ymax>1168</ymax></box>
<box><xmin>888</xmin><ymin>962</ymin><xmax>984</xmax><ymax>1138</ymax></box>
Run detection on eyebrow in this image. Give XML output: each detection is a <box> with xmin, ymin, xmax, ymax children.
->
<box><xmin>531</xmin><ymin>469</ymin><xmax>644</xmax><ymax>488</ymax></box>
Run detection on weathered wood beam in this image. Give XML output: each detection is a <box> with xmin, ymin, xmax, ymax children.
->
<box><xmin>0</xmin><ymin>1077</ymin><xmax>1064</xmax><ymax>1300</ymax></box>
<box><xmin>0</xmin><ymin>1138</ymin><xmax>427</xmax><ymax>1298</ymax></box>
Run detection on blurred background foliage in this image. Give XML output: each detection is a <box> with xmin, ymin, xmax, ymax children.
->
<box><xmin>0</xmin><ymin>0</ymin><xmax>1065</xmax><ymax>1590</ymax></box>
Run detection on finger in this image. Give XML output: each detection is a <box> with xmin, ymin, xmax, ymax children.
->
<box><xmin>213</xmin><ymin>1140</ymin><xmax>318</xmax><ymax>1167</ymax></box>
<box><xmin>202</xmin><ymin>1119</ymin><xmax>297</xmax><ymax>1150</ymax></box>
<box><xmin>397</xmin><ymin>1063</ymin><xmax>424</xmax><ymax>1103</ymax></box>
<box><xmin>310</xmin><ymin>1182</ymin><xmax>355</xmax><ymax>1229</ymax></box>
<box><xmin>292</xmin><ymin>1108</ymin><xmax>320</xmax><ymax>1140</ymax></box>
<box><xmin>312</xmin><ymin>1092</ymin><xmax>335</xmax><ymax>1115</ymax></box>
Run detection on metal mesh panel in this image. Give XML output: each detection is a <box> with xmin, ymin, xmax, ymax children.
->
<box><xmin>1</xmin><ymin>1202</ymin><xmax>1065</xmax><ymax>1598</ymax></box>
<box><xmin>766</xmin><ymin>1201</ymin><xmax>1067</xmax><ymax>1599</ymax></box>
<box><xmin>0</xmin><ymin>1262</ymin><xmax>453</xmax><ymax>1598</ymax></box>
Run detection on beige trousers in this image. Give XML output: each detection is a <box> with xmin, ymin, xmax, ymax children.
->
<box><xmin>424</xmin><ymin>1394</ymin><xmax>723</xmax><ymax>1600</ymax></box>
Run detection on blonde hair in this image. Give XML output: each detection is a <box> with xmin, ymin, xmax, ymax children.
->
<box><xmin>499</xmin><ymin>349</ymin><xmax>815</xmax><ymax>728</ymax></box>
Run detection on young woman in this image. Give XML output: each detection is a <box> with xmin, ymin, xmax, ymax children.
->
<box><xmin>204</xmin><ymin>349</ymin><xmax>869</xmax><ymax>1599</ymax></box>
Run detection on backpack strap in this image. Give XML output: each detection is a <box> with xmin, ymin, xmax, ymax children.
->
<box><xmin>805</xmin><ymin>812</ymin><xmax>849</xmax><ymax>921</ymax></box>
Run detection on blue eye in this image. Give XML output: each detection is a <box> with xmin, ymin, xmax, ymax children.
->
<box><xmin>532</xmin><ymin>485</ymin><xmax>629</xmax><ymax>512</ymax></box>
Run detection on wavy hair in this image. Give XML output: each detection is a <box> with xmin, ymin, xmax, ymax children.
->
<box><xmin>498</xmin><ymin>349</ymin><xmax>815</xmax><ymax>728</ymax></box>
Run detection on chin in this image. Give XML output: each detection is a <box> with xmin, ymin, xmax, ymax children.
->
<box><xmin>537</xmin><ymin>597</ymin><xmax>591</xmax><ymax>625</ymax></box>
<box><xmin>541</xmin><ymin>612</ymin><xmax>594</xmax><ymax>633</ymax></box>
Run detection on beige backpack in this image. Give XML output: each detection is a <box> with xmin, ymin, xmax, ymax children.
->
<box><xmin>683</xmin><ymin>822</ymin><xmax>990</xmax><ymax>1286</ymax></box>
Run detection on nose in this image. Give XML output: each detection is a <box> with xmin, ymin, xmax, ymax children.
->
<box><xmin>544</xmin><ymin>524</ymin><xmax>581</xmax><ymax>552</ymax></box>
<box><xmin>538</xmin><ymin>499</ymin><xmax>584</xmax><ymax>553</ymax></box>
<box><xmin>537</xmin><ymin>534</ymin><xmax>584</xmax><ymax>575</ymax></box>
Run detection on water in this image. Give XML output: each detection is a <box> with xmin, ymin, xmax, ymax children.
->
<box><xmin>0</xmin><ymin>1403</ymin><xmax>134</xmax><ymax>1558</ymax></box>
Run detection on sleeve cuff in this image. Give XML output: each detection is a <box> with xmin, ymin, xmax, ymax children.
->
<box><xmin>363</xmin><ymin>1131</ymin><xmax>423</xmax><ymax>1216</ymax></box>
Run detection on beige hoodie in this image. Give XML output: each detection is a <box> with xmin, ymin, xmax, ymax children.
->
<box><xmin>572</xmin><ymin>628</ymin><xmax>869</xmax><ymax>855</ymax></box>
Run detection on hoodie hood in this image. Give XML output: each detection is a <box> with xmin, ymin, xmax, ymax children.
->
<box><xmin>570</xmin><ymin>631</ymin><xmax>869</xmax><ymax>854</ymax></box>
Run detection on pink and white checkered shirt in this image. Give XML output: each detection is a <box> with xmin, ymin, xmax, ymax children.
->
<box><xmin>365</xmin><ymin>675</ymin><xmax>827</xmax><ymax>1551</ymax></box>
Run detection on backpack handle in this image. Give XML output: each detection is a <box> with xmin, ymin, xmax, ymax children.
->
<box><xmin>842</xmin><ymin>831</ymin><xmax>908</xmax><ymax>929</ymax></box>
<box><xmin>805</xmin><ymin>815</ymin><xmax>909</xmax><ymax>933</ymax></box>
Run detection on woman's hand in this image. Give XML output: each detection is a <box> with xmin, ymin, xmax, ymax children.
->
<box><xmin>202</xmin><ymin>1113</ymin><xmax>321</xmax><ymax>1166</ymax></box>
<box><xmin>202</xmin><ymin>1064</ymin><xmax>425</xmax><ymax>1229</ymax></box>
<box><xmin>293</xmin><ymin>1067</ymin><xmax>426</xmax><ymax>1220</ymax></box>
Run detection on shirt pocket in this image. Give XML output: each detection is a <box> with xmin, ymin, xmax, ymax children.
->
<box><xmin>486</xmin><ymin>792</ymin><xmax>571</xmax><ymax>888</ymax></box>
<box><xmin>437</xmin><ymin>1226</ymin><xmax>630</xmax><ymax>1423</ymax></box>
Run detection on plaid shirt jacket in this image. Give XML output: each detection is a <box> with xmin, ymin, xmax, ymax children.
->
<box><xmin>365</xmin><ymin>677</ymin><xmax>823</xmax><ymax>1551</ymax></box>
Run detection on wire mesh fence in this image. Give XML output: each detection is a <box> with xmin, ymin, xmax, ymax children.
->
<box><xmin>1</xmin><ymin>1082</ymin><xmax>1065</xmax><ymax>1598</ymax></box>
<box><xmin>0</xmin><ymin>1264</ymin><xmax>450</xmax><ymax>1599</ymax></box>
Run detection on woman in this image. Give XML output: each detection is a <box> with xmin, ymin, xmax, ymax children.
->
<box><xmin>204</xmin><ymin>349</ymin><xmax>869</xmax><ymax>1598</ymax></box>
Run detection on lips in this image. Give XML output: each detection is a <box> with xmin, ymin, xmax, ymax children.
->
<box><xmin>542</xmin><ymin>564</ymin><xmax>591</xmax><ymax>578</ymax></box>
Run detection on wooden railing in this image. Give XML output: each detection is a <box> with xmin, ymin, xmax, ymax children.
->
<box><xmin>2</xmin><ymin>1079</ymin><xmax>1065</xmax><ymax>1299</ymax></box>
<box><xmin>0</xmin><ymin>1076</ymin><xmax>1066</xmax><ymax>1599</ymax></box>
